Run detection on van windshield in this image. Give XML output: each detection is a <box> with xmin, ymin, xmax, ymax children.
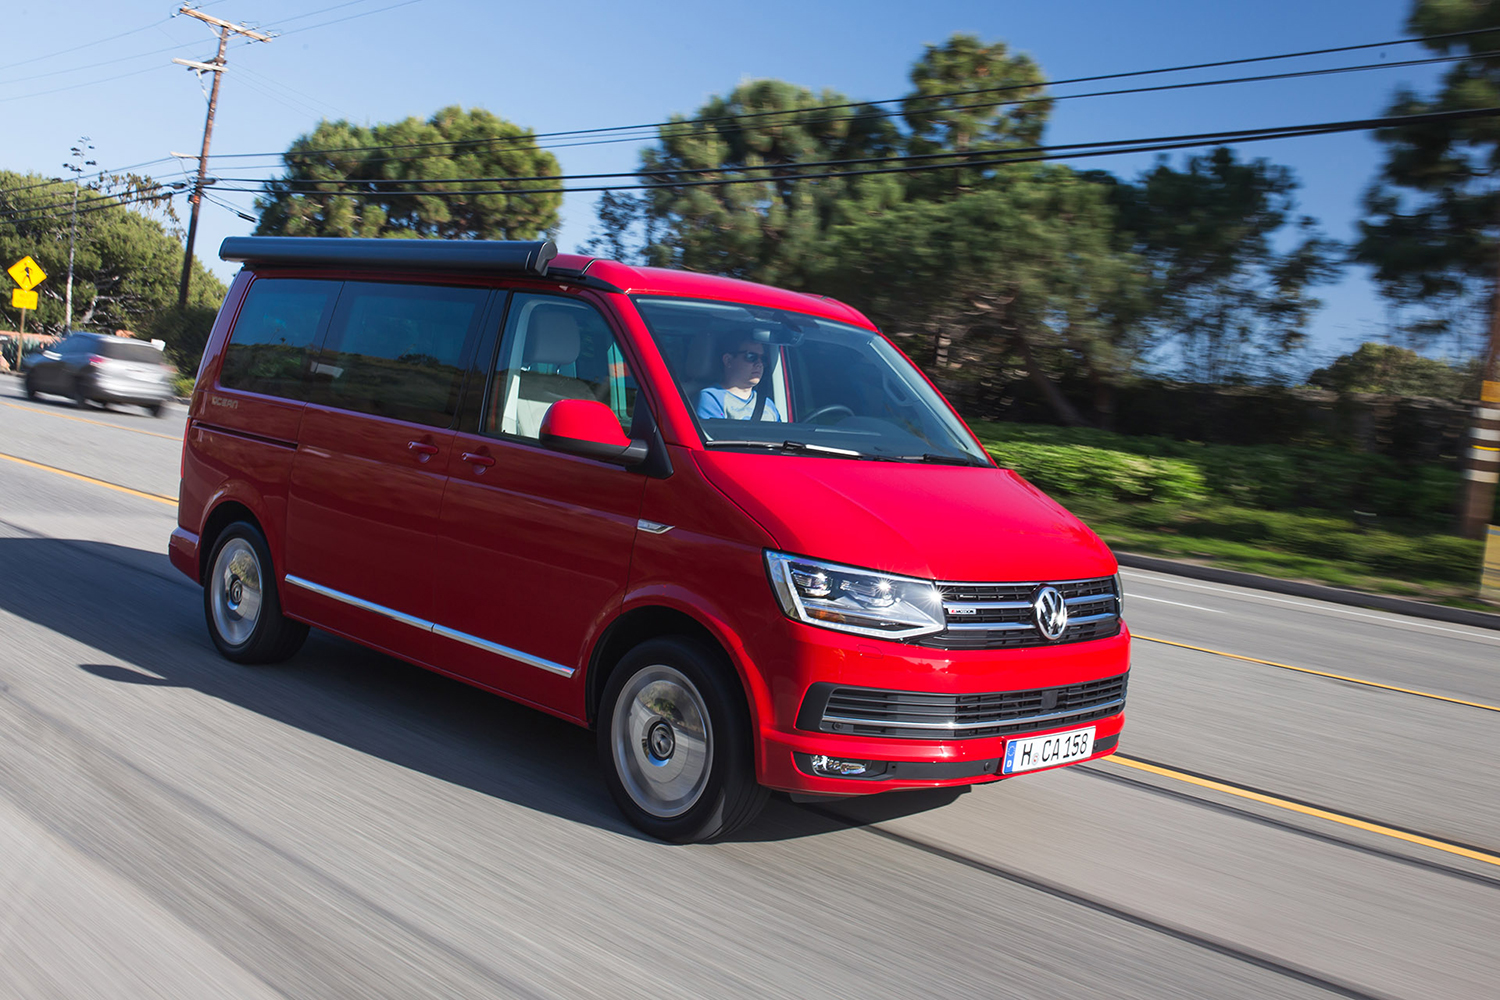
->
<box><xmin>633</xmin><ymin>297</ymin><xmax>991</xmax><ymax>465</ymax></box>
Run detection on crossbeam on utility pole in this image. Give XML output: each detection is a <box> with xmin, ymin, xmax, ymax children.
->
<box><xmin>175</xmin><ymin>5</ymin><xmax>271</xmax><ymax>307</ymax></box>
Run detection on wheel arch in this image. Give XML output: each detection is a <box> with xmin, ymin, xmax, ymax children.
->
<box><xmin>585</xmin><ymin>605</ymin><xmax>729</xmax><ymax>728</ymax></box>
<box><xmin>198</xmin><ymin>499</ymin><xmax>262</xmax><ymax>583</ymax></box>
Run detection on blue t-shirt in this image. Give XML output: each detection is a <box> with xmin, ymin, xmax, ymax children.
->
<box><xmin>697</xmin><ymin>386</ymin><xmax>782</xmax><ymax>421</ymax></box>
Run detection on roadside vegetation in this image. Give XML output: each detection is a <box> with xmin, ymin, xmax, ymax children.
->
<box><xmin>970</xmin><ymin>421</ymin><xmax>1490</xmax><ymax>603</ymax></box>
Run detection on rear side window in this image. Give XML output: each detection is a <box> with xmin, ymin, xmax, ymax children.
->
<box><xmin>97</xmin><ymin>339</ymin><xmax>166</xmax><ymax>363</ymax></box>
<box><xmin>313</xmin><ymin>282</ymin><xmax>487</xmax><ymax>427</ymax></box>
<box><xmin>220</xmin><ymin>279</ymin><xmax>341</xmax><ymax>399</ymax></box>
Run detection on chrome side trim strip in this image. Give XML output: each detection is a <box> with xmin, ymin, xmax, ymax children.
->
<box><xmin>824</xmin><ymin>697</ymin><xmax>1125</xmax><ymax>732</ymax></box>
<box><xmin>286</xmin><ymin>574</ymin><xmax>430</xmax><ymax>631</ymax></box>
<box><xmin>431</xmin><ymin>625</ymin><xmax>575</xmax><ymax>678</ymax></box>
<box><xmin>284</xmin><ymin>575</ymin><xmax>575</xmax><ymax>679</ymax></box>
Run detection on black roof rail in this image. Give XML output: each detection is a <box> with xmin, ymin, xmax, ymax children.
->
<box><xmin>219</xmin><ymin>236</ymin><xmax>558</xmax><ymax>275</ymax></box>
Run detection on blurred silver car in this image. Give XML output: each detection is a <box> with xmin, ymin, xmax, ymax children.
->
<box><xmin>24</xmin><ymin>331</ymin><xmax>175</xmax><ymax>417</ymax></box>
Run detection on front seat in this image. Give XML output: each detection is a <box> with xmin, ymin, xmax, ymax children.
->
<box><xmin>506</xmin><ymin>305</ymin><xmax>602</xmax><ymax>438</ymax></box>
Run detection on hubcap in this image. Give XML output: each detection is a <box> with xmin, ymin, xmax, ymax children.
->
<box><xmin>210</xmin><ymin>538</ymin><xmax>263</xmax><ymax>647</ymax></box>
<box><xmin>612</xmin><ymin>665</ymin><xmax>712</xmax><ymax>818</ymax></box>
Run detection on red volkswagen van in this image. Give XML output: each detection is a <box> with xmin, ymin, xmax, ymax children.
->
<box><xmin>171</xmin><ymin>237</ymin><xmax>1129</xmax><ymax>842</ymax></box>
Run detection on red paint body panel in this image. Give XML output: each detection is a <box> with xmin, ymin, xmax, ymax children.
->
<box><xmin>694</xmin><ymin>452</ymin><xmax>1116</xmax><ymax>582</ymax></box>
<box><xmin>174</xmin><ymin>254</ymin><xmax>1131</xmax><ymax>801</ymax></box>
<box><xmin>433</xmin><ymin>432</ymin><xmax>645</xmax><ymax>720</ymax></box>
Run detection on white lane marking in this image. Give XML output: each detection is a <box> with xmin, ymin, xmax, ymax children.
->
<box><xmin>1120</xmin><ymin>568</ymin><xmax>1500</xmax><ymax>643</ymax></box>
<box><xmin>1129</xmin><ymin>594</ymin><xmax>1222</xmax><ymax>613</ymax></box>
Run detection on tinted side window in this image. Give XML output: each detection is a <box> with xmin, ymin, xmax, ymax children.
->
<box><xmin>98</xmin><ymin>339</ymin><xmax>167</xmax><ymax>363</ymax></box>
<box><xmin>314</xmin><ymin>282</ymin><xmax>487</xmax><ymax>427</ymax></box>
<box><xmin>220</xmin><ymin>279</ymin><xmax>340</xmax><ymax>399</ymax></box>
<box><xmin>487</xmin><ymin>293</ymin><xmax>636</xmax><ymax>440</ymax></box>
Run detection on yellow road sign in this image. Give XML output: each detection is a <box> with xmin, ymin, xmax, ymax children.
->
<box><xmin>11</xmin><ymin>289</ymin><xmax>38</xmax><ymax>310</ymax></box>
<box><xmin>8</xmin><ymin>256</ymin><xmax>47</xmax><ymax>291</ymax></box>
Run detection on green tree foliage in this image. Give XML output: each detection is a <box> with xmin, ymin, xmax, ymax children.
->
<box><xmin>638</xmin><ymin>80</ymin><xmax>901</xmax><ymax>283</ymax></box>
<box><xmin>255</xmin><ymin>106</ymin><xmax>561</xmax><ymax>240</ymax></box>
<box><xmin>807</xmin><ymin>167</ymin><xmax>1146</xmax><ymax>426</ymax></box>
<box><xmin>0</xmin><ymin>170</ymin><xmax>224</xmax><ymax>345</ymax></box>
<box><xmin>1308</xmin><ymin>341</ymin><xmax>1478</xmax><ymax>397</ymax></box>
<box><xmin>901</xmin><ymin>34</ymin><xmax>1051</xmax><ymax>198</ymax></box>
<box><xmin>1356</xmin><ymin>1</ymin><xmax>1500</xmax><ymax>338</ymax></box>
<box><xmin>1098</xmin><ymin>148</ymin><xmax>1342</xmax><ymax>383</ymax></box>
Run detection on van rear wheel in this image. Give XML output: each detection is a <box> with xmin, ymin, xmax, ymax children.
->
<box><xmin>204</xmin><ymin>521</ymin><xmax>308</xmax><ymax>664</ymax></box>
<box><xmin>598</xmin><ymin>637</ymin><xmax>767</xmax><ymax>843</ymax></box>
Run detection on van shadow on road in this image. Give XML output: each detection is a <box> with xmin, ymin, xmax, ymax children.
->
<box><xmin>0</xmin><ymin>535</ymin><xmax>962</xmax><ymax>844</ymax></box>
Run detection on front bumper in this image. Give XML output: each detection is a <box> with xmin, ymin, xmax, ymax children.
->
<box><xmin>750</xmin><ymin>619</ymin><xmax>1131</xmax><ymax>794</ymax></box>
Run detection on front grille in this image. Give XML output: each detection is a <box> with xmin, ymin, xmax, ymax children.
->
<box><xmin>801</xmin><ymin>674</ymin><xmax>1127</xmax><ymax>740</ymax></box>
<box><xmin>916</xmin><ymin>576</ymin><xmax>1121</xmax><ymax>651</ymax></box>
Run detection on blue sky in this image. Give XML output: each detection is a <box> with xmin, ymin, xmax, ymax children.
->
<box><xmin>1</xmin><ymin>0</ymin><xmax>1462</xmax><ymax>369</ymax></box>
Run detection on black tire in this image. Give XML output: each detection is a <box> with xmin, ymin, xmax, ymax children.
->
<box><xmin>203</xmin><ymin>520</ymin><xmax>308</xmax><ymax>664</ymax></box>
<box><xmin>23</xmin><ymin>375</ymin><xmax>37</xmax><ymax>401</ymax></box>
<box><xmin>597</xmin><ymin>637</ymin><xmax>768</xmax><ymax>843</ymax></box>
<box><xmin>72</xmin><ymin>378</ymin><xmax>91</xmax><ymax>408</ymax></box>
<box><xmin>147</xmin><ymin>402</ymin><xmax>164</xmax><ymax>418</ymax></box>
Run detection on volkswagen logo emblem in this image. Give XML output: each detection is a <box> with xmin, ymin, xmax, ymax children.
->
<box><xmin>1032</xmin><ymin>586</ymin><xmax>1069</xmax><ymax>641</ymax></box>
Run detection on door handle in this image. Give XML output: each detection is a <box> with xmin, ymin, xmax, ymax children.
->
<box><xmin>461</xmin><ymin>451</ymin><xmax>495</xmax><ymax>468</ymax></box>
<box><xmin>408</xmin><ymin>441</ymin><xmax>439</xmax><ymax>461</ymax></box>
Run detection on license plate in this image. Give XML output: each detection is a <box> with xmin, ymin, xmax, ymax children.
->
<box><xmin>1003</xmin><ymin>726</ymin><xmax>1095</xmax><ymax>774</ymax></box>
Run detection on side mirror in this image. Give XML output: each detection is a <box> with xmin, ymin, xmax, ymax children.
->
<box><xmin>538</xmin><ymin>398</ymin><xmax>649</xmax><ymax>466</ymax></box>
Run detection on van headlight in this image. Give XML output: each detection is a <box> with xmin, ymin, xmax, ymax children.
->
<box><xmin>765</xmin><ymin>551</ymin><xmax>946</xmax><ymax>639</ymax></box>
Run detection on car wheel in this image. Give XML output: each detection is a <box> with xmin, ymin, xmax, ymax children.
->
<box><xmin>147</xmin><ymin>402</ymin><xmax>164</xmax><ymax>418</ymax></box>
<box><xmin>204</xmin><ymin>521</ymin><xmax>309</xmax><ymax>664</ymax></box>
<box><xmin>598</xmin><ymin>637</ymin><xmax>767</xmax><ymax>842</ymax></box>
<box><xmin>23</xmin><ymin>375</ymin><xmax>37</xmax><ymax>401</ymax></box>
<box><xmin>72</xmin><ymin>379</ymin><xmax>91</xmax><ymax>408</ymax></box>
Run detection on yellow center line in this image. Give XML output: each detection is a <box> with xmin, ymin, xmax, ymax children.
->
<box><xmin>1136</xmin><ymin>634</ymin><xmax>1500</xmax><ymax>714</ymax></box>
<box><xmin>1</xmin><ymin>399</ymin><xmax>181</xmax><ymax>441</ymax></box>
<box><xmin>1108</xmin><ymin>754</ymin><xmax>1500</xmax><ymax>868</ymax></box>
<box><xmin>0</xmin><ymin>451</ymin><xmax>177</xmax><ymax>506</ymax></box>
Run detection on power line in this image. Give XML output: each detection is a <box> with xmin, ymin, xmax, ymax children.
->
<box><xmin>183</xmin><ymin>41</ymin><xmax>1500</xmax><ymax>185</ymax></box>
<box><xmin>0</xmin><ymin>15</ymin><xmax>172</xmax><ymax>73</ymax></box>
<box><xmin>0</xmin><ymin>189</ymin><xmax>183</xmax><ymax>229</ymax></box>
<box><xmin>199</xmin><ymin>106</ymin><xmax>1500</xmax><ymax>201</ymax></box>
<box><xmin>198</xmin><ymin>25</ymin><xmax>1500</xmax><ymax>164</ymax></box>
<box><xmin>216</xmin><ymin>105</ymin><xmax>1500</xmax><ymax>195</ymax></box>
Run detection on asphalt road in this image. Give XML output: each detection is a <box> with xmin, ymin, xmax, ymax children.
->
<box><xmin>1</xmin><ymin>378</ymin><xmax>1497</xmax><ymax>1000</ymax></box>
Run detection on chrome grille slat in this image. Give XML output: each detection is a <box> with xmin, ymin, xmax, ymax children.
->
<box><xmin>920</xmin><ymin>574</ymin><xmax>1122</xmax><ymax>651</ymax></box>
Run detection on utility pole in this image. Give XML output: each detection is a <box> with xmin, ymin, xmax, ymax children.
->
<box><xmin>174</xmin><ymin>5</ymin><xmax>271</xmax><ymax>307</ymax></box>
<box><xmin>62</xmin><ymin>137</ymin><xmax>96</xmax><ymax>331</ymax></box>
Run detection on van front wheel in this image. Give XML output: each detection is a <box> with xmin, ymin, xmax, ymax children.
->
<box><xmin>204</xmin><ymin>521</ymin><xmax>308</xmax><ymax>664</ymax></box>
<box><xmin>598</xmin><ymin>638</ymin><xmax>767</xmax><ymax>843</ymax></box>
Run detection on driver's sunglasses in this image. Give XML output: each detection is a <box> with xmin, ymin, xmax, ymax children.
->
<box><xmin>733</xmin><ymin>350</ymin><xmax>766</xmax><ymax>364</ymax></box>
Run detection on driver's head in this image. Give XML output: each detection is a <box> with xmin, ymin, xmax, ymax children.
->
<box><xmin>721</xmin><ymin>339</ymin><xmax>767</xmax><ymax>392</ymax></box>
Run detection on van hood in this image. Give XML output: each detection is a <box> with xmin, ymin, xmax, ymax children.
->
<box><xmin>692</xmin><ymin>451</ymin><xmax>1117</xmax><ymax>582</ymax></box>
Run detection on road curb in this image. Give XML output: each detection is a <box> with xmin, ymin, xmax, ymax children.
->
<box><xmin>1115</xmin><ymin>551</ymin><xmax>1500</xmax><ymax>632</ymax></box>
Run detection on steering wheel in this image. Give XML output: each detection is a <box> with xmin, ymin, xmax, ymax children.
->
<box><xmin>801</xmin><ymin>404</ymin><xmax>853</xmax><ymax>424</ymax></box>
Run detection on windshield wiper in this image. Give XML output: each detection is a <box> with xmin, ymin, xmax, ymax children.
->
<box><xmin>880</xmin><ymin>452</ymin><xmax>991</xmax><ymax>466</ymax></box>
<box><xmin>706</xmin><ymin>439</ymin><xmax>866</xmax><ymax>457</ymax></box>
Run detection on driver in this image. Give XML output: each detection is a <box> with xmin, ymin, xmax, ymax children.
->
<box><xmin>696</xmin><ymin>338</ymin><xmax>782</xmax><ymax>421</ymax></box>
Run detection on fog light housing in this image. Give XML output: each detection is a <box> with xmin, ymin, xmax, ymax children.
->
<box><xmin>794</xmin><ymin>753</ymin><xmax>890</xmax><ymax>779</ymax></box>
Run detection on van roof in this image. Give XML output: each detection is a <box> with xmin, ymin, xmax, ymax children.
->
<box><xmin>552</xmin><ymin>254</ymin><xmax>873</xmax><ymax>329</ymax></box>
<box><xmin>218</xmin><ymin>236</ymin><xmax>872</xmax><ymax>329</ymax></box>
